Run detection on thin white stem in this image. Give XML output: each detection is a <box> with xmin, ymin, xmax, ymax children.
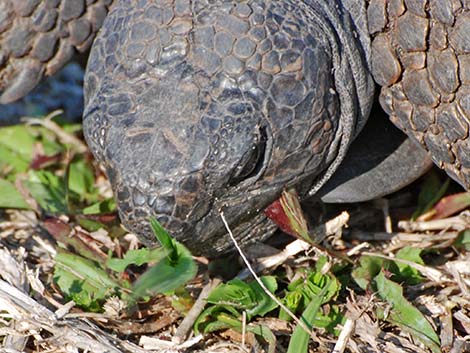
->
<box><xmin>219</xmin><ymin>211</ymin><xmax>317</xmax><ymax>340</ymax></box>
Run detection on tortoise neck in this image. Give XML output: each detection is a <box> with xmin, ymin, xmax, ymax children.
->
<box><xmin>303</xmin><ymin>0</ymin><xmax>376</xmax><ymax>196</ymax></box>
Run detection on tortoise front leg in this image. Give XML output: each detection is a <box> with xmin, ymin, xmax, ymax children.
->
<box><xmin>0</xmin><ymin>0</ymin><xmax>113</xmax><ymax>104</ymax></box>
<box><xmin>368</xmin><ymin>0</ymin><xmax>470</xmax><ymax>189</ymax></box>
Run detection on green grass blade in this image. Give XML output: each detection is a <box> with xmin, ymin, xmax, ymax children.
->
<box><xmin>150</xmin><ymin>217</ymin><xmax>178</xmax><ymax>262</ymax></box>
<box><xmin>286</xmin><ymin>283</ymin><xmax>330</xmax><ymax>353</ymax></box>
<box><xmin>375</xmin><ymin>271</ymin><xmax>441</xmax><ymax>353</ymax></box>
<box><xmin>131</xmin><ymin>219</ymin><xmax>197</xmax><ymax>301</ymax></box>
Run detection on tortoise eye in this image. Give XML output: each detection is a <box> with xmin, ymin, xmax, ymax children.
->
<box><xmin>230</xmin><ymin>127</ymin><xmax>267</xmax><ymax>185</ymax></box>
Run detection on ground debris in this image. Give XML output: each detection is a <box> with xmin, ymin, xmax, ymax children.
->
<box><xmin>1</xmin><ymin>163</ymin><xmax>470</xmax><ymax>353</ymax></box>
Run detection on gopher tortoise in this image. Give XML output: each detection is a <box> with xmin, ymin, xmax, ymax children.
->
<box><xmin>1</xmin><ymin>0</ymin><xmax>469</xmax><ymax>256</ymax></box>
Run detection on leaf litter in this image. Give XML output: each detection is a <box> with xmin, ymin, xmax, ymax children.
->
<box><xmin>0</xmin><ymin>116</ymin><xmax>469</xmax><ymax>353</ymax></box>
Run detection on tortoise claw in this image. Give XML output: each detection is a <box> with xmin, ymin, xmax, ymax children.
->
<box><xmin>0</xmin><ymin>63</ymin><xmax>44</xmax><ymax>104</ymax></box>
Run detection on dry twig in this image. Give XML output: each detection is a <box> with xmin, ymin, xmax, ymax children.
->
<box><xmin>173</xmin><ymin>277</ymin><xmax>222</xmax><ymax>344</ymax></box>
<box><xmin>0</xmin><ymin>280</ymin><xmax>147</xmax><ymax>353</ymax></box>
<box><xmin>398</xmin><ymin>211</ymin><xmax>470</xmax><ymax>232</ymax></box>
<box><xmin>22</xmin><ymin>111</ymin><xmax>88</xmax><ymax>153</ymax></box>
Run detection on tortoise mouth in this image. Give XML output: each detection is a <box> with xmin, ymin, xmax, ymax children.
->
<box><xmin>176</xmin><ymin>210</ymin><xmax>278</xmax><ymax>257</ymax></box>
<box><xmin>202</xmin><ymin>211</ymin><xmax>279</xmax><ymax>257</ymax></box>
<box><xmin>121</xmin><ymin>180</ymin><xmax>281</xmax><ymax>257</ymax></box>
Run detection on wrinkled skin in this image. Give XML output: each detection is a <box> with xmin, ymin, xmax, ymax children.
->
<box><xmin>83</xmin><ymin>0</ymin><xmax>373</xmax><ymax>256</ymax></box>
<box><xmin>2</xmin><ymin>0</ymin><xmax>470</xmax><ymax>257</ymax></box>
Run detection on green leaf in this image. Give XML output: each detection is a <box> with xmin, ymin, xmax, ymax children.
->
<box><xmin>0</xmin><ymin>145</ymin><xmax>30</xmax><ymax>174</ymax></box>
<box><xmin>413</xmin><ymin>172</ymin><xmax>449</xmax><ymax>219</ymax></box>
<box><xmin>131</xmin><ymin>243</ymin><xmax>196</xmax><ymax>299</ymax></box>
<box><xmin>375</xmin><ymin>271</ymin><xmax>441</xmax><ymax>353</ymax></box>
<box><xmin>171</xmin><ymin>287</ymin><xmax>194</xmax><ymax>315</ymax></box>
<box><xmin>106</xmin><ymin>248</ymin><xmax>168</xmax><ymax>273</ymax></box>
<box><xmin>197</xmin><ymin>313</ymin><xmax>233</xmax><ymax>333</ymax></box>
<box><xmin>82</xmin><ymin>198</ymin><xmax>116</xmax><ymax>214</ymax></box>
<box><xmin>280</xmin><ymin>287</ymin><xmax>303</xmax><ymax>321</ymax></box>
<box><xmin>280</xmin><ymin>268</ymin><xmax>341</xmax><ymax>335</ymax></box>
<box><xmin>207</xmin><ymin>280</ymin><xmax>254</xmax><ymax>308</ymax></box>
<box><xmin>352</xmin><ymin>255</ymin><xmax>386</xmax><ymax>290</ymax></box>
<box><xmin>0</xmin><ymin>179</ymin><xmax>31</xmax><ymax>209</ymax></box>
<box><xmin>40</xmin><ymin>135</ymin><xmax>63</xmax><ymax>156</ymax></box>
<box><xmin>311</xmin><ymin>305</ymin><xmax>345</xmax><ymax>335</ymax></box>
<box><xmin>0</xmin><ymin>124</ymin><xmax>65</xmax><ymax>176</ymax></box>
<box><xmin>353</xmin><ymin>252</ymin><xmax>425</xmax><ymax>289</ymax></box>
<box><xmin>195</xmin><ymin>309</ymin><xmax>276</xmax><ymax>353</ymax></box>
<box><xmin>396</xmin><ymin>247</ymin><xmax>425</xmax><ymax>265</ymax></box>
<box><xmin>431</xmin><ymin>192</ymin><xmax>470</xmax><ymax>219</ymax></box>
<box><xmin>302</xmin><ymin>271</ymin><xmax>339</xmax><ymax>304</ymax></box>
<box><xmin>196</xmin><ymin>276</ymin><xmax>278</xmax><ymax>337</ymax></box>
<box><xmin>150</xmin><ymin>217</ymin><xmax>178</xmax><ymax>263</ymax></box>
<box><xmin>246</xmin><ymin>325</ymin><xmax>277</xmax><ymax>353</ymax></box>
<box><xmin>24</xmin><ymin>170</ymin><xmax>68</xmax><ymax>214</ymax></box>
<box><xmin>395</xmin><ymin>247</ymin><xmax>424</xmax><ymax>284</ymax></box>
<box><xmin>54</xmin><ymin>251</ymin><xmax>122</xmax><ymax>311</ymax></box>
<box><xmin>68</xmin><ymin>158</ymin><xmax>96</xmax><ymax>199</ymax></box>
<box><xmin>454</xmin><ymin>230</ymin><xmax>470</xmax><ymax>250</ymax></box>
<box><xmin>0</xmin><ymin>125</ymin><xmax>35</xmax><ymax>160</ymax></box>
<box><xmin>207</xmin><ymin>277</ymin><xmax>278</xmax><ymax>320</ymax></box>
<box><xmin>247</xmin><ymin>276</ymin><xmax>278</xmax><ymax>318</ymax></box>
<box><xmin>131</xmin><ymin>219</ymin><xmax>197</xmax><ymax>300</ymax></box>
<box><xmin>280</xmin><ymin>189</ymin><xmax>310</xmax><ymax>241</ymax></box>
<box><xmin>77</xmin><ymin>218</ymin><xmax>106</xmax><ymax>232</ymax></box>
<box><xmin>314</xmin><ymin>255</ymin><xmax>328</xmax><ymax>272</ymax></box>
<box><xmin>286</xmin><ymin>282</ymin><xmax>331</xmax><ymax>353</ymax></box>
<box><xmin>264</xmin><ymin>189</ymin><xmax>310</xmax><ymax>241</ymax></box>
<box><xmin>195</xmin><ymin>305</ymin><xmax>241</xmax><ymax>334</ymax></box>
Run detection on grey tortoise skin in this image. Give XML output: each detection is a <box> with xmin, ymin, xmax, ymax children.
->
<box><xmin>368</xmin><ymin>0</ymin><xmax>470</xmax><ymax>191</ymax></box>
<box><xmin>1</xmin><ymin>0</ymin><xmax>470</xmax><ymax>256</ymax></box>
<box><xmin>0</xmin><ymin>0</ymin><xmax>112</xmax><ymax>104</ymax></box>
<box><xmin>83</xmin><ymin>0</ymin><xmax>373</xmax><ymax>256</ymax></box>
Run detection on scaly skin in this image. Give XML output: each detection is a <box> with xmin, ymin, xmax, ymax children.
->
<box><xmin>0</xmin><ymin>0</ymin><xmax>112</xmax><ymax>104</ymax></box>
<box><xmin>368</xmin><ymin>0</ymin><xmax>470</xmax><ymax>189</ymax></box>
<box><xmin>83</xmin><ymin>0</ymin><xmax>373</xmax><ymax>256</ymax></box>
<box><xmin>1</xmin><ymin>1</ymin><xmax>470</xmax><ymax>257</ymax></box>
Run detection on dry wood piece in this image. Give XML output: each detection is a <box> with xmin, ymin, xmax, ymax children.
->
<box><xmin>237</xmin><ymin>211</ymin><xmax>350</xmax><ymax>279</ymax></box>
<box><xmin>173</xmin><ymin>278</ymin><xmax>222</xmax><ymax>344</ymax></box>
<box><xmin>0</xmin><ymin>280</ymin><xmax>147</xmax><ymax>353</ymax></box>
<box><xmin>23</xmin><ymin>112</ymin><xmax>88</xmax><ymax>153</ymax></box>
<box><xmin>398</xmin><ymin>211</ymin><xmax>470</xmax><ymax>232</ymax></box>
<box><xmin>332</xmin><ymin>318</ymin><xmax>354</xmax><ymax>353</ymax></box>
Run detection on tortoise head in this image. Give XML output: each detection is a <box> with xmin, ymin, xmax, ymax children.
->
<box><xmin>83</xmin><ymin>0</ymin><xmax>368</xmax><ymax>256</ymax></box>
<box><xmin>85</xmin><ymin>64</ymin><xmax>280</xmax><ymax>254</ymax></box>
